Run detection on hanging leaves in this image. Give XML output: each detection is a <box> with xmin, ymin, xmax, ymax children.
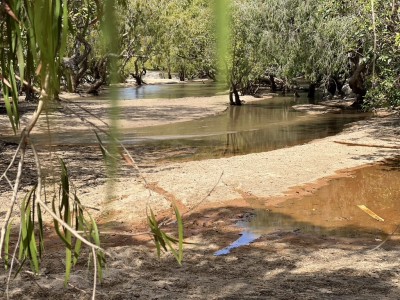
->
<box><xmin>53</xmin><ymin>159</ymin><xmax>105</xmax><ymax>285</ymax></box>
<box><xmin>147</xmin><ymin>205</ymin><xmax>184</xmax><ymax>265</ymax></box>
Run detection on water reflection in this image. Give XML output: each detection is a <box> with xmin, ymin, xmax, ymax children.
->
<box><xmin>129</xmin><ymin>95</ymin><xmax>369</xmax><ymax>160</ymax></box>
<box><xmin>94</xmin><ymin>82</ymin><xmax>225</xmax><ymax>100</ymax></box>
<box><xmin>214</xmin><ymin>231</ymin><xmax>261</xmax><ymax>256</ymax></box>
<box><xmin>247</xmin><ymin>159</ymin><xmax>400</xmax><ymax>238</ymax></box>
<box><xmin>9</xmin><ymin>86</ymin><xmax>370</xmax><ymax>162</ymax></box>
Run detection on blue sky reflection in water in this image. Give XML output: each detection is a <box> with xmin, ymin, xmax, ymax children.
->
<box><xmin>214</xmin><ymin>231</ymin><xmax>261</xmax><ymax>256</ymax></box>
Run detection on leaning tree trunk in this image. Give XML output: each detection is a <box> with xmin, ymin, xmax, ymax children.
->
<box><xmin>62</xmin><ymin>36</ymin><xmax>92</xmax><ymax>93</ymax></box>
<box><xmin>87</xmin><ymin>58</ymin><xmax>108</xmax><ymax>95</ymax></box>
<box><xmin>132</xmin><ymin>60</ymin><xmax>143</xmax><ymax>86</ymax></box>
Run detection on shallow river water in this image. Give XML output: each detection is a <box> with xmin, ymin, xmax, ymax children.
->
<box><xmin>120</xmin><ymin>91</ymin><xmax>370</xmax><ymax>161</ymax></box>
<box><xmin>23</xmin><ymin>84</ymin><xmax>371</xmax><ymax>162</ymax></box>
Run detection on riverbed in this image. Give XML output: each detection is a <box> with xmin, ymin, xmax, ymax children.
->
<box><xmin>1</xmin><ymin>84</ymin><xmax>400</xmax><ymax>300</ymax></box>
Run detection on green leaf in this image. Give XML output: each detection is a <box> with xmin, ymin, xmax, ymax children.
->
<box><xmin>147</xmin><ymin>206</ymin><xmax>184</xmax><ymax>265</ymax></box>
<box><xmin>3</xmin><ymin>91</ymin><xmax>17</xmax><ymax>133</ymax></box>
<box><xmin>90</xmin><ymin>215</ymin><xmax>104</xmax><ymax>282</ymax></box>
<box><xmin>37</xmin><ymin>204</ymin><xmax>44</xmax><ymax>257</ymax></box>
<box><xmin>4</xmin><ymin>221</ymin><xmax>12</xmax><ymax>270</ymax></box>
<box><xmin>173</xmin><ymin>205</ymin><xmax>184</xmax><ymax>264</ymax></box>
<box><xmin>52</xmin><ymin>195</ymin><xmax>72</xmax><ymax>249</ymax></box>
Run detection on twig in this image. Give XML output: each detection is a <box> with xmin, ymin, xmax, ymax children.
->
<box><xmin>59</xmin><ymin>97</ymin><xmax>110</xmax><ymax>128</ymax></box>
<box><xmin>57</xmin><ymin>100</ymin><xmax>151</xmax><ymax>191</ymax></box>
<box><xmin>22</xmin><ymin>271</ymin><xmax>46</xmax><ymax>292</ymax></box>
<box><xmin>6</xmin><ymin>225</ymin><xmax>22</xmax><ymax>300</ymax></box>
<box><xmin>77</xmin><ymin>230</ymin><xmax>151</xmax><ymax>237</ymax></box>
<box><xmin>52</xmin><ymin>277</ymin><xmax>88</xmax><ymax>294</ymax></box>
<box><xmin>159</xmin><ymin>170</ymin><xmax>224</xmax><ymax>227</ymax></box>
<box><xmin>37</xmin><ymin>198</ymin><xmax>107</xmax><ymax>253</ymax></box>
<box><xmin>0</xmin><ymin>138</ymin><xmax>23</xmax><ymax>183</ymax></box>
<box><xmin>366</xmin><ymin>224</ymin><xmax>400</xmax><ymax>252</ymax></box>
<box><xmin>91</xmin><ymin>248</ymin><xmax>97</xmax><ymax>300</ymax></box>
<box><xmin>185</xmin><ymin>171</ymin><xmax>224</xmax><ymax>215</ymax></box>
<box><xmin>333</xmin><ymin>141</ymin><xmax>400</xmax><ymax>149</ymax></box>
<box><xmin>29</xmin><ymin>144</ymin><xmax>108</xmax><ymax>255</ymax></box>
<box><xmin>4</xmin><ymin>174</ymin><xmax>14</xmax><ymax>190</ymax></box>
<box><xmin>0</xmin><ymin>146</ymin><xmax>26</xmax><ymax>258</ymax></box>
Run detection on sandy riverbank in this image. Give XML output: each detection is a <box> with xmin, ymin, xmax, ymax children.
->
<box><xmin>1</xmin><ymin>92</ymin><xmax>400</xmax><ymax>299</ymax></box>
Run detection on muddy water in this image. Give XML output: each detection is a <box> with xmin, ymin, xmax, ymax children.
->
<box><xmin>95</xmin><ymin>82</ymin><xmax>224</xmax><ymax>100</ymax></box>
<box><xmin>248</xmin><ymin>159</ymin><xmax>400</xmax><ymax>239</ymax></box>
<box><xmin>9</xmin><ymin>85</ymin><xmax>369</xmax><ymax>161</ymax></box>
<box><xmin>126</xmin><ymin>95</ymin><xmax>369</xmax><ymax>160</ymax></box>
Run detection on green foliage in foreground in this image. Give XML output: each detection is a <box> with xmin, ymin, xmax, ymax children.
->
<box><xmin>4</xmin><ymin>161</ymin><xmax>104</xmax><ymax>285</ymax></box>
<box><xmin>54</xmin><ymin>160</ymin><xmax>105</xmax><ymax>285</ymax></box>
<box><xmin>148</xmin><ymin>205</ymin><xmax>184</xmax><ymax>265</ymax></box>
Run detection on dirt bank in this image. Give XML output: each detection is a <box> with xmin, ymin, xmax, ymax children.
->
<box><xmin>1</xmin><ymin>92</ymin><xmax>400</xmax><ymax>299</ymax></box>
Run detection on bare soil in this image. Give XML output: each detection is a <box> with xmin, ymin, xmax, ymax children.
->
<box><xmin>1</xmin><ymin>93</ymin><xmax>400</xmax><ymax>299</ymax></box>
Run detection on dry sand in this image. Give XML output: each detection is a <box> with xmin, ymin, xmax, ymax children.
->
<box><xmin>1</xmin><ymin>92</ymin><xmax>400</xmax><ymax>299</ymax></box>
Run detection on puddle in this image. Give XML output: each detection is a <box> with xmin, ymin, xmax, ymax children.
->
<box><xmin>247</xmin><ymin>159</ymin><xmax>400</xmax><ymax>239</ymax></box>
<box><xmin>214</xmin><ymin>231</ymin><xmax>261</xmax><ymax>256</ymax></box>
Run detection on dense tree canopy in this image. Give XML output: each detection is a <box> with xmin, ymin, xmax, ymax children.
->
<box><xmin>1</xmin><ymin>0</ymin><xmax>399</xmax><ymax>107</ymax></box>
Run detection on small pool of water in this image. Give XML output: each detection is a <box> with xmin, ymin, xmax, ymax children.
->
<box><xmin>246</xmin><ymin>158</ymin><xmax>400</xmax><ymax>239</ymax></box>
<box><xmin>214</xmin><ymin>231</ymin><xmax>261</xmax><ymax>256</ymax></box>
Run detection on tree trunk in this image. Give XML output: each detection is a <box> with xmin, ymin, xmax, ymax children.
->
<box><xmin>62</xmin><ymin>36</ymin><xmax>92</xmax><ymax>93</ymax></box>
<box><xmin>229</xmin><ymin>91</ymin><xmax>235</xmax><ymax>105</ymax></box>
<box><xmin>308</xmin><ymin>83</ymin><xmax>317</xmax><ymax>99</ymax></box>
<box><xmin>229</xmin><ymin>89</ymin><xmax>242</xmax><ymax>105</ymax></box>
<box><xmin>327</xmin><ymin>77</ymin><xmax>336</xmax><ymax>96</ymax></box>
<box><xmin>349</xmin><ymin>58</ymin><xmax>367</xmax><ymax>107</ymax></box>
<box><xmin>87</xmin><ymin>58</ymin><xmax>108</xmax><ymax>95</ymax></box>
<box><xmin>179</xmin><ymin>69</ymin><xmax>185</xmax><ymax>81</ymax></box>
<box><xmin>270</xmin><ymin>75</ymin><xmax>277</xmax><ymax>92</ymax></box>
<box><xmin>133</xmin><ymin>60</ymin><xmax>143</xmax><ymax>86</ymax></box>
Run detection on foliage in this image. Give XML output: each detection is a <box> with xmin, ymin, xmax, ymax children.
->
<box><xmin>118</xmin><ymin>0</ymin><xmax>216</xmax><ymax>82</ymax></box>
<box><xmin>54</xmin><ymin>160</ymin><xmax>105</xmax><ymax>285</ymax></box>
<box><xmin>147</xmin><ymin>205</ymin><xmax>184</xmax><ymax>265</ymax></box>
<box><xmin>363</xmin><ymin>0</ymin><xmax>400</xmax><ymax>108</ymax></box>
